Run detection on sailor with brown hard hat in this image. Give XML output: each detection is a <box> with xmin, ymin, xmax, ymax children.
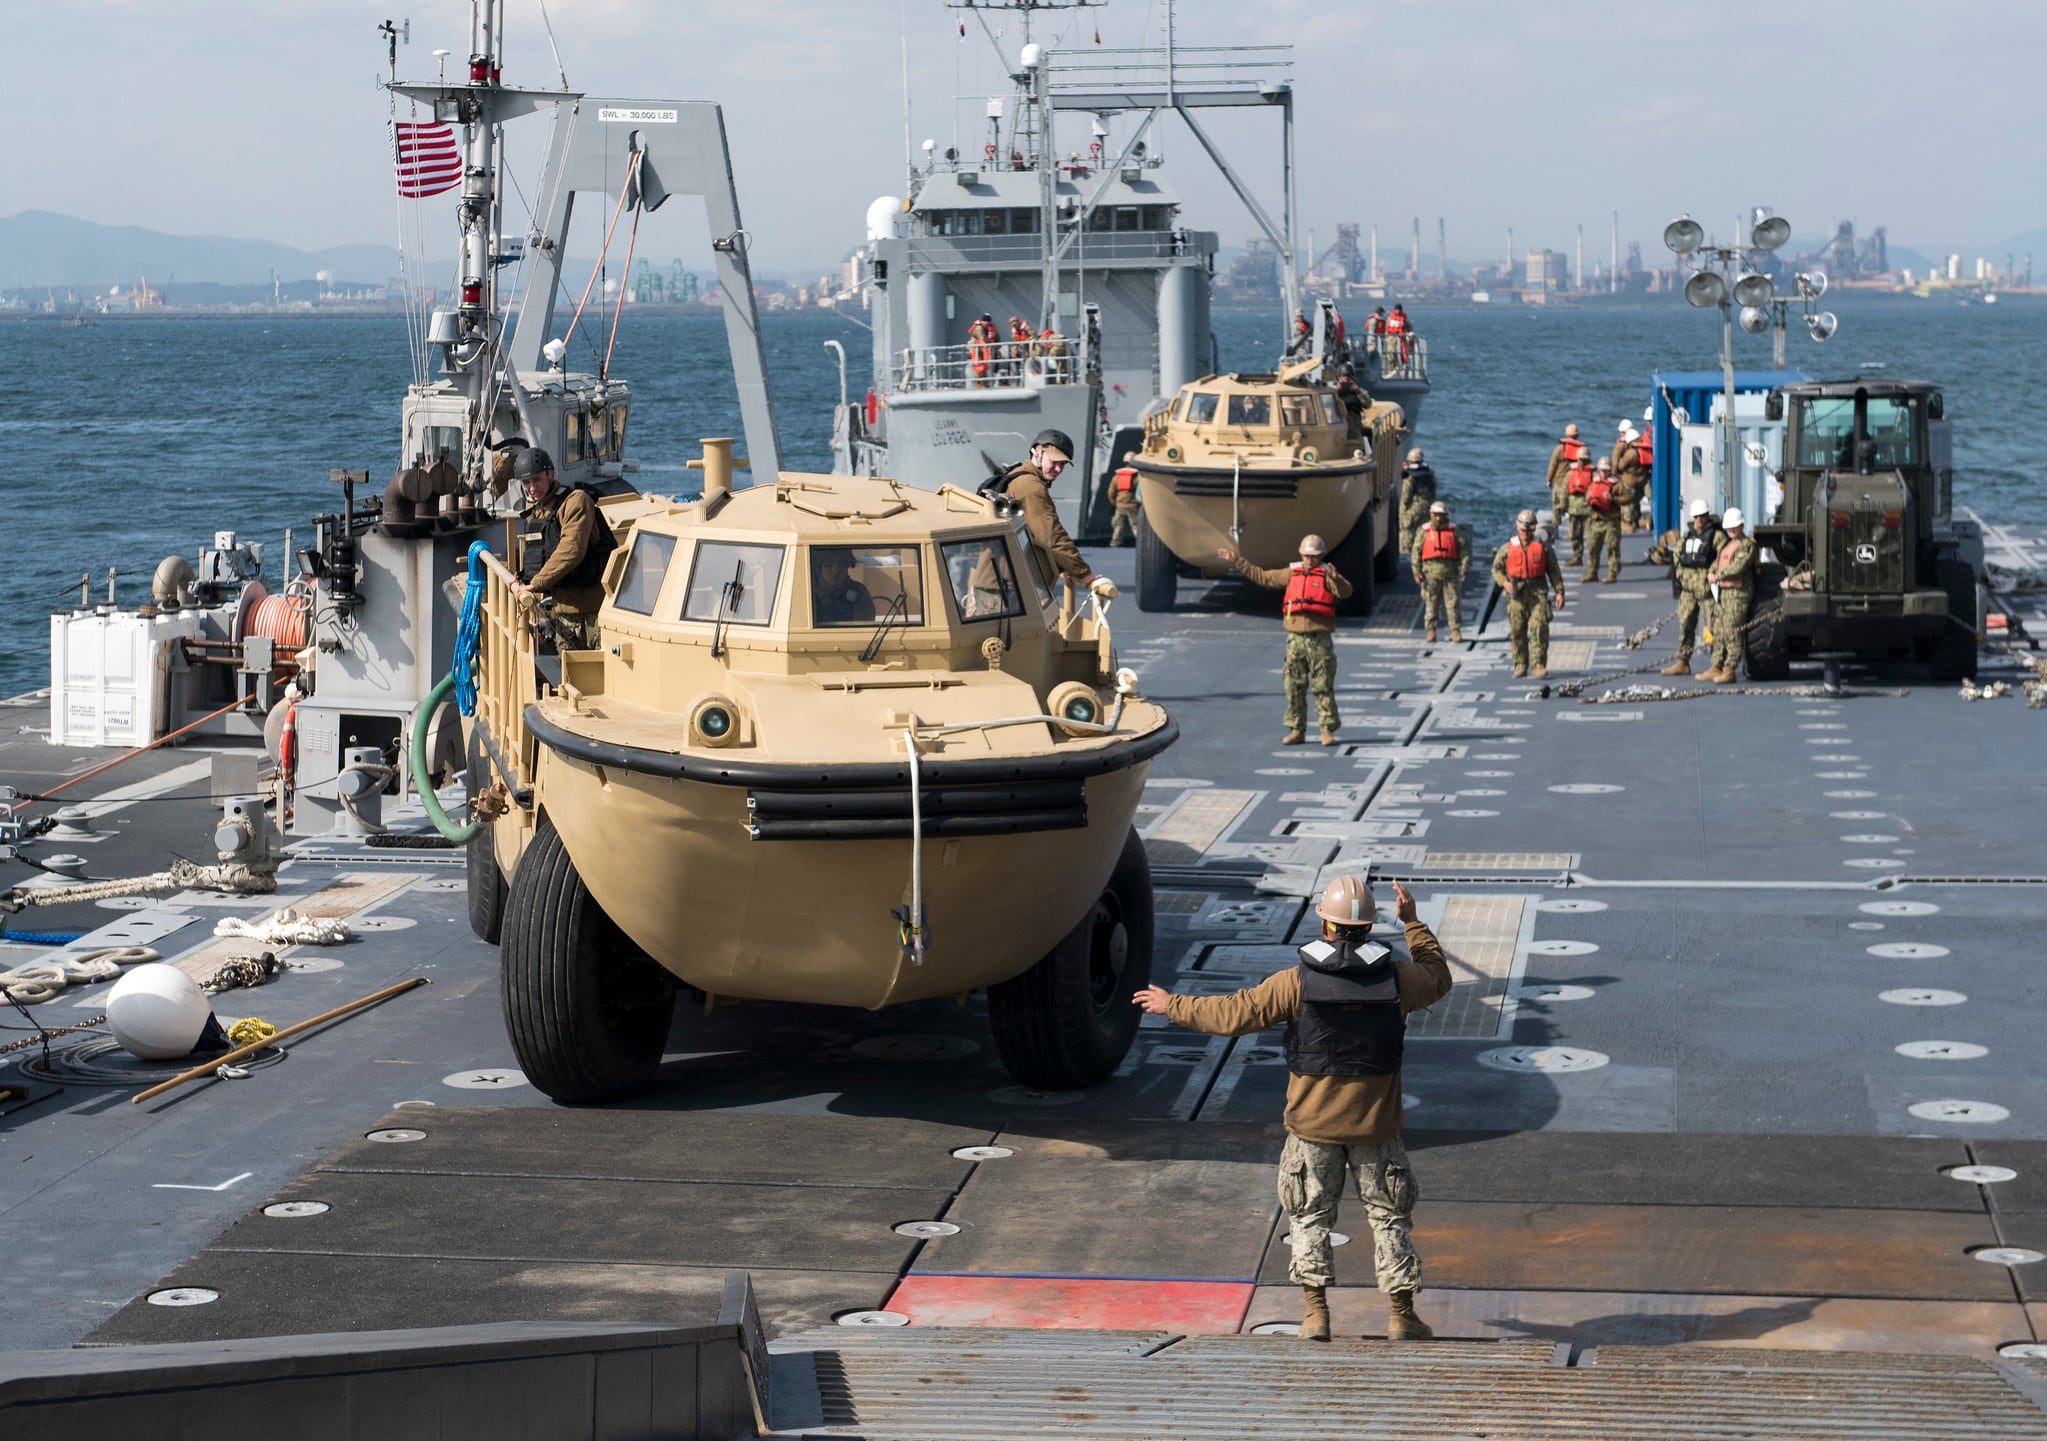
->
<box><xmin>1135</xmin><ymin>874</ymin><xmax>1454</xmax><ymax>1343</ymax></box>
<box><xmin>1216</xmin><ymin>531</ymin><xmax>1353</xmax><ymax>746</ymax></box>
<box><xmin>985</xmin><ymin>429</ymin><xmax>1117</xmax><ymax>601</ymax></box>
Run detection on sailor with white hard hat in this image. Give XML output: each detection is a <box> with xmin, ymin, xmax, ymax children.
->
<box><xmin>1132</xmin><ymin>872</ymin><xmax>1453</xmax><ymax>1344</ymax></box>
<box><xmin>1662</xmin><ymin>498</ymin><xmax>1729</xmax><ymax>675</ymax></box>
<box><xmin>1702</xmin><ymin>507</ymin><xmax>1757</xmax><ymax>683</ymax></box>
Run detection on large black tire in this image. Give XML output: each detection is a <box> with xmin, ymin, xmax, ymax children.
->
<box><xmin>501</xmin><ymin>821</ymin><xmax>677</xmax><ymax>1104</ymax></box>
<box><xmin>1329</xmin><ymin>507</ymin><xmax>1377</xmax><ymax>617</ymax></box>
<box><xmin>465</xmin><ymin>733</ymin><xmax>506</xmax><ymax>944</ymax></box>
<box><xmin>988</xmin><ymin>828</ymin><xmax>1155</xmax><ymax>1089</ymax></box>
<box><xmin>1743</xmin><ymin>567</ymin><xmax>1791</xmax><ymax>682</ymax></box>
<box><xmin>1927</xmin><ymin>562</ymin><xmax>1979</xmax><ymax>682</ymax></box>
<box><xmin>1135</xmin><ymin>507</ymin><xmax>1178</xmax><ymax>612</ymax></box>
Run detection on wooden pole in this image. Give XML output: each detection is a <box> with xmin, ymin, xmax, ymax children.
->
<box><xmin>131</xmin><ymin>977</ymin><xmax>430</xmax><ymax>1104</ymax></box>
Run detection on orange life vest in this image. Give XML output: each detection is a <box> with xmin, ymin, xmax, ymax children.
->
<box><xmin>1587</xmin><ymin>475</ymin><xmax>1616</xmax><ymax>512</ymax></box>
<box><xmin>1559</xmin><ymin>437</ymin><xmax>1587</xmax><ymax>465</ymax></box>
<box><xmin>1420</xmin><ymin>525</ymin><xmax>1459</xmax><ymax>563</ymax></box>
<box><xmin>1635</xmin><ymin>433</ymin><xmax>1654</xmax><ymax>468</ymax></box>
<box><xmin>1010</xmin><ymin>321</ymin><xmax>1032</xmax><ymax>344</ymax></box>
<box><xmin>1504</xmin><ymin>536</ymin><xmax>1549</xmax><ymax>584</ymax></box>
<box><xmin>1567</xmin><ymin>462</ymin><xmax>1593</xmax><ymax>496</ymax></box>
<box><xmin>1112</xmin><ymin>467</ymin><xmax>1139</xmax><ymax>499</ymax></box>
<box><xmin>968</xmin><ymin>321</ymin><xmax>995</xmax><ymax>375</ymax></box>
<box><xmin>1386</xmin><ymin>310</ymin><xmax>1409</xmax><ymax>334</ymax></box>
<box><xmin>1282</xmin><ymin>563</ymin><xmax>1339</xmax><ymax>620</ymax></box>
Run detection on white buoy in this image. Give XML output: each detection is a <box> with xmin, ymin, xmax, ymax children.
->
<box><xmin>106</xmin><ymin>964</ymin><xmax>217</xmax><ymax>1060</ymax></box>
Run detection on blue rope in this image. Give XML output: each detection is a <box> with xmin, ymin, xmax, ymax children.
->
<box><xmin>2</xmin><ymin>930</ymin><xmax>84</xmax><ymax>946</ymax></box>
<box><xmin>453</xmin><ymin>539</ymin><xmax>492</xmax><ymax>718</ymax></box>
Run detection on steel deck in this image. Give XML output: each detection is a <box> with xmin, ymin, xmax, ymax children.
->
<box><xmin>4</xmin><ymin>520</ymin><xmax>2046</xmax><ymax>1433</ymax></box>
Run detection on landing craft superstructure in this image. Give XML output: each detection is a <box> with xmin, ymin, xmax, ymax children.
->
<box><xmin>835</xmin><ymin>2</ymin><xmax>1302</xmax><ymax>542</ymax></box>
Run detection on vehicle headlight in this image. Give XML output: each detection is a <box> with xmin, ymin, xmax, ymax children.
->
<box><xmin>688</xmin><ymin>694</ymin><xmax>742</xmax><ymax>748</ymax></box>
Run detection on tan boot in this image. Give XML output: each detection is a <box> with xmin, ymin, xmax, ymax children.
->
<box><xmin>1425</xmin><ymin>628</ymin><xmax>1438</xmax><ymax>642</ymax></box>
<box><xmin>1695</xmin><ymin>665</ymin><xmax>1719</xmax><ymax>681</ymax></box>
<box><xmin>1712</xmin><ymin>667</ymin><xmax>1738</xmax><ymax>685</ymax></box>
<box><xmin>1281</xmin><ymin>729</ymin><xmax>1305</xmax><ymax>745</ymax></box>
<box><xmin>1451</xmin><ymin>631</ymin><xmax>1463</xmax><ymax>643</ymax></box>
<box><xmin>1386</xmin><ymin>1290</ymin><xmax>1433</xmax><ymax>1341</ymax></box>
<box><xmin>1580</xmin><ymin>571</ymin><xmax>1597</xmax><ymax>584</ymax></box>
<box><xmin>1659</xmin><ymin>657</ymin><xmax>1691</xmax><ymax>676</ymax></box>
<box><xmin>1512</xmin><ymin>664</ymin><xmax>1527</xmax><ymax>678</ymax></box>
<box><xmin>1300</xmin><ymin>1285</ymin><xmax>1331</xmax><ymax>1343</ymax></box>
<box><xmin>1320</xmin><ymin>728</ymin><xmax>1338</xmax><ymax>747</ymax></box>
<box><xmin>1530</xmin><ymin>664</ymin><xmax>1547</xmax><ymax>678</ymax></box>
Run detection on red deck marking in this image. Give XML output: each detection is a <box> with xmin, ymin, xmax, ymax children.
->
<box><xmin>885</xmin><ymin>1274</ymin><xmax>1254</xmax><ymax>1332</ymax></box>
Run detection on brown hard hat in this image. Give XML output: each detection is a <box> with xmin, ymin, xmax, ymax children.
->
<box><xmin>1315</xmin><ymin>874</ymin><xmax>1377</xmax><ymax>927</ymax></box>
<box><xmin>1298</xmin><ymin>533</ymin><xmax>1328</xmax><ymax>556</ymax></box>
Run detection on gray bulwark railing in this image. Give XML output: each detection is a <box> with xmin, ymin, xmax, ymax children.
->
<box><xmin>1356</xmin><ymin>333</ymin><xmax>1429</xmax><ymax>384</ymax></box>
<box><xmin>893</xmin><ymin>338</ymin><xmax>1091</xmax><ymax>394</ymax></box>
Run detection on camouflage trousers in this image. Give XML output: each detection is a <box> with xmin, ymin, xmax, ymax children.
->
<box><xmin>1711</xmin><ymin>588</ymin><xmax>1752</xmax><ymax>673</ymax></box>
<box><xmin>1506</xmin><ymin>592</ymin><xmax>1553</xmax><ymax>670</ymax></box>
<box><xmin>1417</xmin><ymin>562</ymin><xmax>1462</xmax><ymax>637</ymax></box>
<box><xmin>547</xmin><ymin>607</ymin><xmax>601</xmax><ymax>653</ymax></box>
<box><xmin>1675</xmin><ymin>586</ymin><xmax>1708</xmax><ymax>662</ymax></box>
<box><xmin>1278</xmin><ymin>1133</ymin><xmax>1422</xmax><ymax>1293</ymax></box>
<box><xmin>1566</xmin><ymin>505</ymin><xmax>1590</xmax><ymax>563</ymax></box>
<box><xmin>1283</xmin><ymin>631</ymin><xmax>1340</xmax><ymax>733</ymax></box>
<box><xmin>1110</xmin><ymin>505</ymin><xmax>1139</xmax><ymax>547</ymax></box>
<box><xmin>1583</xmin><ymin>512</ymin><xmax>1622</xmax><ymax>580</ymax></box>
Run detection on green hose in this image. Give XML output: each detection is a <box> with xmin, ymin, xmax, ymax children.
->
<box><xmin>413</xmin><ymin>673</ymin><xmax>484</xmax><ymax>844</ymax></box>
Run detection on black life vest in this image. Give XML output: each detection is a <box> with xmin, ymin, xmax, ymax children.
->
<box><xmin>521</xmin><ymin>483</ymin><xmax>618</xmax><ymax>591</ymax></box>
<box><xmin>1678</xmin><ymin>529</ymin><xmax>1717</xmax><ymax>568</ymax></box>
<box><xmin>1404</xmin><ymin>465</ymin><xmax>1437</xmax><ymax>501</ymax></box>
<box><xmin>1283</xmin><ymin>940</ymin><xmax>1404</xmax><ymax>1078</ymax></box>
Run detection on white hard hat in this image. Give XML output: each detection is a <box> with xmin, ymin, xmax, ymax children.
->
<box><xmin>1407</xmin><ymin>447</ymin><xmax>1424</xmax><ymax>463</ymax></box>
<box><xmin>1314</xmin><ymin>874</ymin><xmax>1377</xmax><ymax>927</ymax></box>
<box><xmin>1687</xmin><ymin>498</ymin><xmax>1712</xmax><ymax>520</ymax></box>
<box><xmin>106</xmin><ymin>963</ymin><xmax>218</xmax><ymax>1060</ymax></box>
<box><xmin>1618</xmin><ymin>419</ymin><xmax>1635</xmax><ymax>434</ymax></box>
<box><xmin>1428</xmin><ymin>500</ymin><xmax>1448</xmax><ymax>516</ymax></box>
<box><xmin>1723</xmin><ymin>506</ymin><xmax>1746</xmax><ymax>530</ymax></box>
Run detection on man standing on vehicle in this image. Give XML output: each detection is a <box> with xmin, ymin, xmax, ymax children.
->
<box><xmin>987</xmin><ymin>430</ymin><xmax>1117</xmax><ymax>602</ymax></box>
<box><xmin>1492</xmin><ymin>508</ymin><xmax>1566</xmax><ymax>678</ymax></box>
<box><xmin>1661</xmin><ymin>499</ymin><xmax>1726</xmax><ymax>675</ymax></box>
<box><xmin>1702</xmin><ymin>506</ymin><xmax>1756</xmax><ymax>683</ymax></box>
<box><xmin>1216</xmin><ymin>532</ymin><xmax>1352</xmax><ymax>746</ymax></box>
<box><xmin>1411</xmin><ymin>500</ymin><xmax>1467</xmax><ymax>644</ymax></box>
<box><xmin>1135</xmin><ymin>875</ymin><xmax>1453</xmax><ymax>1343</ymax></box>
<box><xmin>512</xmin><ymin>447</ymin><xmax>611</xmax><ymax>651</ymax></box>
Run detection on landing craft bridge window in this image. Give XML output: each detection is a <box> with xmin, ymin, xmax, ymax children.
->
<box><xmin>1226</xmin><ymin>394</ymin><xmax>1272</xmax><ymax>426</ymax></box>
<box><xmin>1796</xmin><ymin>396</ymin><xmax>1923</xmax><ymax>469</ymax></box>
<box><xmin>943</xmin><ymin>537</ymin><xmax>1026</xmax><ymax>621</ymax></box>
<box><xmin>613</xmin><ymin>532</ymin><xmax>675</xmax><ymax>616</ymax></box>
<box><xmin>810</xmin><ymin>546</ymin><xmax>924</xmax><ymax>628</ymax></box>
<box><xmin>608</xmin><ymin>405</ymin><xmax>629</xmax><ymax>458</ymax></box>
<box><xmin>1184</xmin><ymin>393</ymin><xmax>1220</xmax><ymax>425</ymax></box>
<box><xmin>1278</xmin><ymin>394</ymin><xmax>1318</xmax><ymax>427</ymax></box>
<box><xmin>682</xmin><ymin>541</ymin><xmax>785</xmax><ymax>626</ymax></box>
<box><xmin>421</xmin><ymin>425</ymin><xmax>463</xmax><ymax>469</ymax></box>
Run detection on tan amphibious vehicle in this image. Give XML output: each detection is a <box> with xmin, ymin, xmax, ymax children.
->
<box><xmin>463</xmin><ymin>442</ymin><xmax>1177</xmax><ymax>1103</ymax></box>
<box><xmin>1127</xmin><ymin>359</ymin><xmax>1407</xmax><ymax>612</ymax></box>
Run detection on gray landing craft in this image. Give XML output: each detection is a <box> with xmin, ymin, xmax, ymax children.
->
<box><xmin>831</xmin><ymin>2</ymin><xmax>1418</xmax><ymax>542</ymax></box>
<box><xmin>5</xmin><ymin>10</ymin><xmax>2047</xmax><ymax>1441</ymax></box>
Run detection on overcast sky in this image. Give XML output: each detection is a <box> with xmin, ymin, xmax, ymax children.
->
<box><xmin>11</xmin><ymin>0</ymin><xmax>2044</xmax><ymax>274</ymax></box>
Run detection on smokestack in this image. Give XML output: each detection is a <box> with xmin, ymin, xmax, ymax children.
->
<box><xmin>1437</xmin><ymin>217</ymin><xmax>1447</xmax><ymax>284</ymax></box>
<box><xmin>1507</xmin><ymin>226</ymin><xmax>1515</xmax><ymax>276</ymax></box>
<box><xmin>1575</xmin><ymin>225</ymin><xmax>1584</xmax><ymax>291</ymax></box>
<box><xmin>1409</xmin><ymin>216</ymin><xmax>1421</xmax><ymax>281</ymax></box>
<box><xmin>1370</xmin><ymin>225</ymin><xmax>1379</xmax><ymax>281</ymax></box>
<box><xmin>1611</xmin><ymin>210</ymin><xmax>1619</xmax><ymax>295</ymax></box>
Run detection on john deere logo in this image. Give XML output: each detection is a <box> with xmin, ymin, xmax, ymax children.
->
<box><xmin>1853</xmin><ymin>543</ymin><xmax>1878</xmax><ymax>564</ymax></box>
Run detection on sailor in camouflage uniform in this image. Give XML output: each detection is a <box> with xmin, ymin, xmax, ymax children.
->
<box><xmin>1136</xmin><ymin>875</ymin><xmax>1453</xmax><ymax>1343</ymax></box>
<box><xmin>1409</xmin><ymin>500</ymin><xmax>1467</xmax><ymax>643</ymax></box>
<box><xmin>1397</xmin><ymin>448</ymin><xmax>1437</xmax><ymax>555</ymax></box>
<box><xmin>1703</xmin><ymin>506</ymin><xmax>1756</xmax><ymax>683</ymax></box>
<box><xmin>1219</xmin><ymin>533</ymin><xmax>1353</xmax><ymax>746</ymax></box>
<box><xmin>1491</xmin><ymin>509</ymin><xmax>1567</xmax><ymax>678</ymax></box>
<box><xmin>1661</xmin><ymin>498</ymin><xmax>1727</xmax><ymax>675</ymax></box>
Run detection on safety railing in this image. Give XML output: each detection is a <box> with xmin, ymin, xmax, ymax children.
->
<box><xmin>1353</xmin><ymin>334</ymin><xmax>1429</xmax><ymax>383</ymax></box>
<box><xmin>892</xmin><ymin>338</ymin><xmax>1091</xmax><ymax>394</ymax></box>
<box><xmin>900</xmin><ymin>231</ymin><xmax>1189</xmax><ymax>268</ymax></box>
<box><xmin>469</xmin><ymin>545</ymin><xmax>542</xmax><ymax>811</ymax></box>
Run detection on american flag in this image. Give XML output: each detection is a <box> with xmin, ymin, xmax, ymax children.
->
<box><xmin>394</xmin><ymin>121</ymin><xmax>462</xmax><ymax>198</ymax></box>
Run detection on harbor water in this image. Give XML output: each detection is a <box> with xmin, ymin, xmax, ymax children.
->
<box><xmin>4</xmin><ymin>299</ymin><xmax>2038</xmax><ymax>698</ymax></box>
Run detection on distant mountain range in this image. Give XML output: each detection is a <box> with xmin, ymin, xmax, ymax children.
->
<box><xmin>0</xmin><ymin>211</ymin><xmax>399</xmax><ymax>289</ymax></box>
